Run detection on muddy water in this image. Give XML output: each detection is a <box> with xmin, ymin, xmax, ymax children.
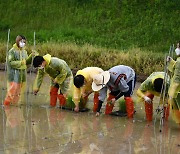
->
<box><xmin>0</xmin><ymin>71</ymin><xmax>179</xmax><ymax>154</ymax></box>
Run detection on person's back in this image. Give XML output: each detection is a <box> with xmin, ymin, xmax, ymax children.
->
<box><xmin>73</xmin><ymin>67</ymin><xmax>104</xmax><ymax>112</ymax></box>
<box><xmin>45</xmin><ymin>56</ymin><xmax>72</xmax><ymax>79</ymax></box>
<box><xmin>92</xmin><ymin>65</ymin><xmax>136</xmax><ymax>118</ymax></box>
<box><xmin>137</xmin><ymin>72</ymin><xmax>167</xmax><ymax>97</ymax></box>
<box><xmin>77</xmin><ymin>67</ymin><xmax>103</xmax><ymax>91</ymax></box>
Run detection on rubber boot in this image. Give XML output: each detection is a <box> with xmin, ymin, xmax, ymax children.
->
<box><xmin>125</xmin><ymin>97</ymin><xmax>134</xmax><ymax>118</ymax></box>
<box><xmin>144</xmin><ymin>94</ymin><xmax>154</xmax><ymax>121</ymax></box>
<box><xmin>50</xmin><ymin>87</ymin><xmax>58</xmax><ymax>107</ymax></box>
<box><xmin>105</xmin><ymin>94</ymin><xmax>115</xmax><ymax>115</ymax></box>
<box><xmin>4</xmin><ymin>82</ymin><xmax>20</xmax><ymax>105</ymax></box>
<box><xmin>164</xmin><ymin>104</ymin><xmax>170</xmax><ymax>121</ymax></box>
<box><xmin>93</xmin><ymin>92</ymin><xmax>99</xmax><ymax>112</ymax></box>
<box><xmin>57</xmin><ymin>94</ymin><xmax>66</xmax><ymax>106</ymax></box>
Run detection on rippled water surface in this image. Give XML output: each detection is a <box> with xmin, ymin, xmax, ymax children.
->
<box><xmin>0</xmin><ymin>71</ymin><xmax>179</xmax><ymax>154</ymax></box>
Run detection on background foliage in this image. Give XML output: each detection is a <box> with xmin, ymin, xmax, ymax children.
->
<box><xmin>0</xmin><ymin>0</ymin><xmax>179</xmax><ymax>76</ymax></box>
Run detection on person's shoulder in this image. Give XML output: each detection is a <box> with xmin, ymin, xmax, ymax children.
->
<box><xmin>51</xmin><ymin>57</ymin><xmax>65</xmax><ymax>63</ymax></box>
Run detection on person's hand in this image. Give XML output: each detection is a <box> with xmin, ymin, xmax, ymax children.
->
<box><xmin>74</xmin><ymin>105</ymin><xmax>79</xmax><ymax>112</ymax></box>
<box><xmin>111</xmin><ymin>98</ymin><xmax>116</xmax><ymax>104</ymax></box>
<box><xmin>21</xmin><ymin>59</ymin><xmax>26</xmax><ymax>65</ymax></box>
<box><xmin>166</xmin><ymin>56</ymin><xmax>172</xmax><ymax>62</ymax></box>
<box><xmin>96</xmin><ymin>112</ymin><xmax>100</xmax><ymax>117</ymax></box>
<box><xmin>144</xmin><ymin>96</ymin><xmax>152</xmax><ymax>103</ymax></box>
<box><xmin>33</xmin><ymin>89</ymin><xmax>39</xmax><ymax>95</ymax></box>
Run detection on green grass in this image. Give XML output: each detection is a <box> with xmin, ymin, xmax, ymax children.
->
<box><xmin>0</xmin><ymin>42</ymin><xmax>165</xmax><ymax>76</ymax></box>
<box><xmin>0</xmin><ymin>0</ymin><xmax>178</xmax><ymax>76</ymax></box>
<box><xmin>0</xmin><ymin>0</ymin><xmax>179</xmax><ymax>52</ymax></box>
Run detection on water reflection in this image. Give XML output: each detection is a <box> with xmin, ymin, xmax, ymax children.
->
<box><xmin>0</xmin><ymin>71</ymin><xmax>180</xmax><ymax>153</ymax></box>
<box><xmin>3</xmin><ymin>106</ymin><xmax>27</xmax><ymax>153</ymax></box>
<box><xmin>0</xmin><ymin>105</ymin><xmax>180</xmax><ymax>153</ymax></box>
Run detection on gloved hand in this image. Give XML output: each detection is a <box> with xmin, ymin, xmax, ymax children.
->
<box><xmin>144</xmin><ymin>96</ymin><xmax>152</xmax><ymax>103</ymax></box>
<box><xmin>166</xmin><ymin>56</ymin><xmax>172</xmax><ymax>62</ymax></box>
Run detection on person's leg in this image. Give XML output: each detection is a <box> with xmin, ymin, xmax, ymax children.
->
<box><xmin>171</xmin><ymin>95</ymin><xmax>180</xmax><ymax>124</ymax></box>
<box><xmin>164</xmin><ymin>104</ymin><xmax>170</xmax><ymax>121</ymax></box>
<box><xmin>12</xmin><ymin>82</ymin><xmax>21</xmax><ymax>104</ymax></box>
<box><xmin>58</xmin><ymin>75</ymin><xmax>73</xmax><ymax>107</ymax></box>
<box><xmin>4</xmin><ymin>82</ymin><xmax>21</xmax><ymax>105</ymax></box>
<box><xmin>124</xmin><ymin>97</ymin><xmax>134</xmax><ymax>118</ymax></box>
<box><xmin>144</xmin><ymin>93</ymin><xmax>154</xmax><ymax>121</ymax></box>
<box><xmin>105</xmin><ymin>91</ymin><xmax>122</xmax><ymax>114</ymax></box>
<box><xmin>105</xmin><ymin>93</ymin><xmax>115</xmax><ymax>114</ymax></box>
<box><xmin>124</xmin><ymin>76</ymin><xmax>136</xmax><ymax>118</ymax></box>
<box><xmin>4</xmin><ymin>82</ymin><xmax>13</xmax><ymax>105</ymax></box>
<box><xmin>57</xmin><ymin>93</ymin><xmax>66</xmax><ymax>106</ymax></box>
<box><xmin>50</xmin><ymin>84</ymin><xmax>59</xmax><ymax>107</ymax></box>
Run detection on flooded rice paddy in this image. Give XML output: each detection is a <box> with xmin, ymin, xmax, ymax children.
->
<box><xmin>0</xmin><ymin>71</ymin><xmax>179</xmax><ymax>154</ymax></box>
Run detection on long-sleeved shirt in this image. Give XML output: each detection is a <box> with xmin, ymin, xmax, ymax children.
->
<box><xmin>7</xmin><ymin>43</ymin><xmax>33</xmax><ymax>83</ymax></box>
<box><xmin>73</xmin><ymin>67</ymin><xmax>103</xmax><ymax>106</ymax></box>
<box><xmin>99</xmin><ymin>65</ymin><xmax>135</xmax><ymax>102</ymax></box>
<box><xmin>136</xmin><ymin>72</ymin><xmax>169</xmax><ymax>100</ymax></box>
<box><xmin>33</xmin><ymin>54</ymin><xmax>72</xmax><ymax>93</ymax></box>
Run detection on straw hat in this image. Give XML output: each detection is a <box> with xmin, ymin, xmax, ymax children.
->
<box><xmin>92</xmin><ymin>71</ymin><xmax>110</xmax><ymax>91</ymax></box>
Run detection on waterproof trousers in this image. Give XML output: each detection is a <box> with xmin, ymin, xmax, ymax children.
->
<box><xmin>144</xmin><ymin>93</ymin><xmax>170</xmax><ymax>121</ymax></box>
<box><xmin>105</xmin><ymin>95</ymin><xmax>134</xmax><ymax>118</ymax></box>
<box><xmin>50</xmin><ymin>86</ymin><xmax>66</xmax><ymax>107</ymax></box>
<box><xmin>105</xmin><ymin>94</ymin><xmax>115</xmax><ymax>114</ymax></box>
<box><xmin>4</xmin><ymin>82</ymin><xmax>22</xmax><ymax>105</ymax></box>
<box><xmin>144</xmin><ymin>93</ymin><xmax>154</xmax><ymax>121</ymax></box>
<box><xmin>93</xmin><ymin>92</ymin><xmax>99</xmax><ymax>112</ymax></box>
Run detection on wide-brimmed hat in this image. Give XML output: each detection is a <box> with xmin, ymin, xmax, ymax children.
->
<box><xmin>92</xmin><ymin>71</ymin><xmax>110</xmax><ymax>91</ymax></box>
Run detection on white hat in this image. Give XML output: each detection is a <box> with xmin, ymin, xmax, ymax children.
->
<box><xmin>175</xmin><ymin>48</ymin><xmax>180</xmax><ymax>56</ymax></box>
<box><xmin>92</xmin><ymin>71</ymin><xmax>110</xmax><ymax>91</ymax></box>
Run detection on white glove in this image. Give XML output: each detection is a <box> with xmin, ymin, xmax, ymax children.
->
<box><xmin>166</xmin><ymin>56</ymin><xmax>172</xmax><ymax>62</ymax></box>
<box><xmin>144</xmin><ymin>96</ymin><xmax>152</xmax><ymax>103</ymax></box>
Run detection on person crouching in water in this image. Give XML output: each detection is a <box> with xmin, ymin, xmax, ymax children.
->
<box><xmin>92</xmin><ymin>65</ymin><xmax>136</xmax><ymax>118</ymax></box>
<box><xmin>73</xmin><ymin>67</ymin><xmax>104</xmax><ymax>112</ymax></box>
<box><xmin>33</xmin><ymin>54</ymin><xmax>73</xmax><ymax>107</ymax></box>
<box><xmin>136</xmin><ymin>72</ymin><xmax>170</xmax><ymax>121</ymax></box>
<box><xmin>4</xmin><ymin>35</ymin><xmax>37</xmax><ymax>105</ymax></box>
